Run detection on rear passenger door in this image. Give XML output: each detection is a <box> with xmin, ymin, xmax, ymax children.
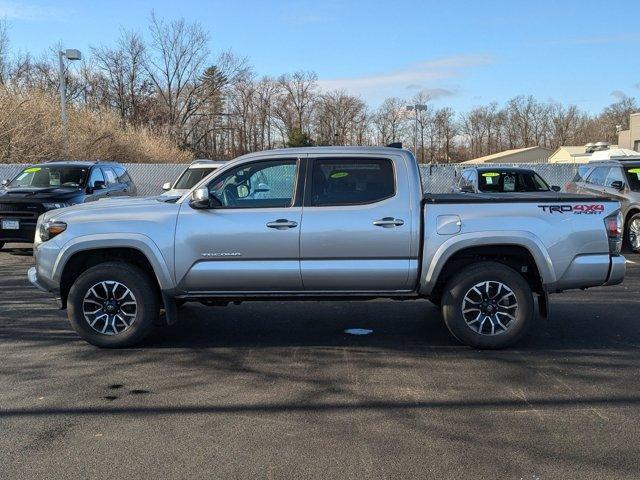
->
<box><xmin>299</xmin><ymin>155</ymin><xmax>414</xmax><ymax>292</ymax></box>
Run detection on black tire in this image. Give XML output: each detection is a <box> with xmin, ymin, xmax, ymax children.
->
<box><xmin>441</xmin><ymin>261</ymin><xmax>534</xmax><ymax>349</ymax></box>
<box><xmin>624</xmin><ymin>212</ymin><xmax>640</xmax><ymax>253</ymax></box>
<box><xmin>0</xmin><ymin>241</ymin><xmax>4</xmax><ymax>250</ymax></box>
<box><xmin>67</xmin><ymin>261</ymin><xmax>159</xmax><ymax>348</ymax></box>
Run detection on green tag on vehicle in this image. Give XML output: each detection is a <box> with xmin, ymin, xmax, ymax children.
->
<box><xmin>628</xmin><ymin>168</ymin><xmax>640</xmax><ymax>173</ymax></box>
<box><xmin>482</xmin><ymin>172</ymin><xmax>500</xmax><ymax>177</ymax></box>
<box><xmin>330</xmin><ymin>172</ymin><xmax>349</xmax><ymax>179</ymax></box>
<box><xmin>24</xmin><ymin>167</ymin><xmax>41</xmax><ymax>173</ymax></box>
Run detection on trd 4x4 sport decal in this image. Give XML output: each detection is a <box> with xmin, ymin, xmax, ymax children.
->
<box><xmin>538</xmin><ymin>204</ymin><xmax>605</xmax><ymax>214</ymax></box>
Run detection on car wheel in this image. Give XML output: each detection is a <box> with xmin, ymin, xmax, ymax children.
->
<box><xmin>441</xmin><ymin>261</ymin><xmax>534</xmax><ymax>349</ymax></box>
<box><xmin>67</xmin><ymin>261</ymin><xmax>159</xmax><ymax>348</ymax></box>
<box><xmin>625</xmin><ymin>213</ymin><xmax>640</xmax><ymax>253</ymax></box>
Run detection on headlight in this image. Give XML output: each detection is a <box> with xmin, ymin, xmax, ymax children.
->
<box><xmin>42</xmin><ymin>202</ymin><xmax>70</xmax><ymax>210</ymax></box>
<box><xmin>39</xmin><ymin>220</ymin><xmax>67</xmax><ymax>242</ymax></box>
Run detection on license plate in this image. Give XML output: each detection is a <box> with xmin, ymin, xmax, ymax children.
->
<box><xmin>1</xmin><ymin>219</ymin><xmax>19</xmax><ymax>230</ymax></box>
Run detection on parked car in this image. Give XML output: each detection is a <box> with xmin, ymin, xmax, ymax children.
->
<box><xmin>453</xmin><ymin>167</ymin><xmax>560</xmax><ymax>194</ymax></box>
<box><xmin>162</xmin><ymin>159</ymin><xmax>225</xmax><ymax>196</ymax></box>
<box><xmin>565</xmin><ymin>158</ymin><xmax>640</xmax><ymax>252</ymax></box>
<box><xmin>28</xmin><ymin>147</ymin><xmax>624</xmax><ymax>349</ymax></box>
<box><xmin>0</xmin><ymin>160</ymin><xmax>136</xmax><ymax>248</ymax></box>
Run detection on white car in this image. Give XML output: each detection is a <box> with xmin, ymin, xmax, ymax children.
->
<box><xmin>162</xmin><ymin>160</ymin><xmax>225</xmax><ymax>196</ymax></box>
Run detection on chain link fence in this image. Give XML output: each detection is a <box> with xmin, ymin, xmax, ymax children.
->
<box><xmin>0</xmin><ymin>162</ymin><xmax>581</xmax><ymax>197</ymax></box>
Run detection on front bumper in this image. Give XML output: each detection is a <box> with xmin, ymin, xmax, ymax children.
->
<box><xmin>28</xmin><ymin>266</ymin><xmax>63</xmax><ymax>307</ymax></box>
<box><xmin>603</xmin><ymin>254</ymin><xmax>626</xmax><ymax>286</ymax></box>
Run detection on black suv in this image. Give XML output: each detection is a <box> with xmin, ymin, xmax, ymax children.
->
<box><xmin>0</xmin><ymin>160</ymin><xmax>136</xmax><ymax>247</ymax></box>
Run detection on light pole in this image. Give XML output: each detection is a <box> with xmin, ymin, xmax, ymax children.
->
<box><xmin>406</xmin><ymin>104</ymin><xmax>428</xmax><ymax>162</ymax></box>
<box><xmin>58</xmin><ymin>48</ymin><xmax>82</xmax><ymax>153</ymax></box>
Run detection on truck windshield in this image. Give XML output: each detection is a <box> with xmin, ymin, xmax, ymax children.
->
<box><xmin>478</xmin><ymin>171</ymin><xmax>550</xmax><ymax>193</ymax></box>
<box><xmin>8</xmin><ymin>166</ymin><xmax>88</xmax><ymax>188</ymax></box>
<box><xmin>624</xmin><ymin>167</ymin><xmax>640</xmax><ymax>192</ymax></box>
<box><xmin>174</xmin><ymin>167</ymin><xmax>217</xmax><ymax>189</ymax></box>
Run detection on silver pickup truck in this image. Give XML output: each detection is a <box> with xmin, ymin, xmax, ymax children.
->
<box><xmin>28</xmin><ymin>147</ymin><xmax>625</xmax><ymax>349</ymax></box>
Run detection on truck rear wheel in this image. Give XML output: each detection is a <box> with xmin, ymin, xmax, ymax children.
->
<box><xmin>67</xmin><ymin>261</ymin><xmax>159</xmax><ymax>348</ymax></box>
<box><xmin>441</xmin><ymin>261</ymin><xmax>534</xmax><ymax>349</ymax></box>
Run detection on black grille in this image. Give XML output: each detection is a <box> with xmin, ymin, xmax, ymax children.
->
<box><xmin>0</xmin><ymin>202</ymin><xmax>41</xmax><ymax>217</ymax></box>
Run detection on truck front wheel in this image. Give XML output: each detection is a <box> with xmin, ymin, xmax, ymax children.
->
<box><xmin>67</xmin><ymin>261</ymin><xmax>159</xmax><ymax>348</ymax></box>
<box><xmin>441</xmin><ymin>261</ymin><xmax>534</xmax><ymax>349</ymax></box>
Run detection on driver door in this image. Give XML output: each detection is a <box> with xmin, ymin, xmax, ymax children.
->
<box><xmin>174</xmin><ymin>157</ymin><xmax>303</xmax><ymax>292</ymax></box>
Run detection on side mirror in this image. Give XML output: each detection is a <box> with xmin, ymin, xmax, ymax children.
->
<box><xmin>189</xmin><ymin>187</ymin><xmax>223</xmax><ymax>209</ymax></box>
<box><xmin>162</xmin><ymin>182</ymin><xmax>171</xmax><ymax>191</ymax></box>
<box><xmin>1</xmin><ymin>179</ymin><xmax>8</xmax><ymax>186</ymax></box>
<box><xmin>551</xmin><ymin>185</ymin><xmax>561</xmax><ymax>192</ymax></box>
<box><xmin>610</xmin><ymin>180</ymin><xmax>625</xmax><ymax>191</ymax></box>
<box><xmin>93</xmin><ymin>180</ymin><xmax>106</xmax><ymax>189</ymax></box>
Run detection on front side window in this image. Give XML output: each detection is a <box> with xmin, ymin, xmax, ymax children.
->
<box><xmin>175</xmin><ymin>167</ymin><xmax>217</xmax><ymax>190</ymax></box>
<box><xmin>88</xmin><ymin>167</ymin><xmax>105</xmax><ymax>187</ymax></box>
<box><xmin>624</xmin><ymin>167</ymin><xmax>640</xmax><ymax>192</ymax></box>
<box><xmin>309</xmin><ymin>158</ymin><xmax>395</xmax><ymax>206</ymax></box>
<box><xmin>8</xmin><ymin>166</ymin><xmax>88</xmax><ymax>188</ymax></box>
<box><xmin>605</xmin><ymin>167</ymin><xmax>624</xmax><ymax>187</ymax></box>
<box><xmin>208</xmin><ymin>160</ymin><xmax>297</xmax><ymax>208</ymax></box>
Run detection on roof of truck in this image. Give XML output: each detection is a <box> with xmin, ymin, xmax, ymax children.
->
<box><xmin>235</xmin><ymin>146</ymin><xmax>413</xmax><ymax>161</ymax></box>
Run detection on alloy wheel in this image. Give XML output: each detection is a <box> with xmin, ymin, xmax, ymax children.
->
<box><xmin>461</xmin><ymin>280</ymin><xmax>518</xmax><ymax>336</ymax></box>
<box><xmin>82</xmin><ymin>281</ymin><xmax>137</xmax><ymax>335</ymax></box>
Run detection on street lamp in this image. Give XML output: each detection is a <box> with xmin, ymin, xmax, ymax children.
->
<box><xmin>58</xmin><ymin>48</ymin><xmax>82</xmax><ymax>153</ymax></box>
<box><xmin>406</xmin><ymin>104</ymin><xmax>428</xmax><ymax>162</ymax></box>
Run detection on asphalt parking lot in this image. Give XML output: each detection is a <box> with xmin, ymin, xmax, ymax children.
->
<box><xmin>1</xmin><ymin>244</ymin><xmax>640</xmax><ymax>479</ymax></box>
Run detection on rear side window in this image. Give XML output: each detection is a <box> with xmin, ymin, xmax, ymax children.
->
<box><xmin>309</xmin><ymin>158</ymin><xmax>395</xmax><ymax>206</ymax></box>
<box><xmin>114</xmin><ymin>166</ymin><xmax>133</xmax><ymax>184</ymax></box>
<box><xmin>586</xmin><ymin>167</ymin><xmax>610</xmax><ymax>186</ymax></box>
<box><xmin>573</xmin><ymin>166</ymin><xmax>591</xmax><ymax>182</ymax></box>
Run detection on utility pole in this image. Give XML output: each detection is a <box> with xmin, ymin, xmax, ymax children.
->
<box><xmin>58</xmin><ymin>49</ymin><xmax>82</xmax><ymax>155</ymax></box>
<box><xmin>406</xmin><ymin>104</ymin><xmax>428</xmax><ymax>162</ymax></box>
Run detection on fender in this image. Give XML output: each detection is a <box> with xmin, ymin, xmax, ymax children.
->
<box><xmin>52</xmin><ymin>233</ymin><xmax>174</xmax><ymax>291</ymax></box>
<box><xmin>419</xmin><ymin>230</ymin><xmax>556</xmax><ymax>295</ymax></box>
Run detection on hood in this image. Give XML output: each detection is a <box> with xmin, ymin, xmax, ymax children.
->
<box><xmin>44</xmin><ymin>195</ymin><xmax>178</xmax><ymax>222</ymax></box>
<box><xmin>0</xmin><ymin>186</ymin><xmax>82</xmax><ymax>202</ymax></box>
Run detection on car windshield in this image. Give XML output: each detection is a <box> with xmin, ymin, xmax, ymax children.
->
<box><xmin>624</xmin><ymin>167</ymin><xmax>640</xmax><ymax>192</ymax></box>
<box><xmin>8</xmin><ymin>165</ymin><xmax>88</xmax><ymax>188</ymax></box>
<box><xmin>477</xmin><ymin>170</ymin><xmax>550</xmax><ymax>193</ymax></box>
<box><xmin>173</xmin><ymin>167</ymin><xmax>217</xmax><ymax>190</ymax></box>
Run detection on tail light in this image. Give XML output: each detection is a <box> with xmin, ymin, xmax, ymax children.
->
<box><xmin>604</xmin><ymin>212</ymin><xmax>623</xmax><ymax>254</ymax></box>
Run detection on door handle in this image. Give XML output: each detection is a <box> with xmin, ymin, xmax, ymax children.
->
<box><xmin>373</xmin><ymin>217</ymin><xmax>404</xmax><ymax>228</ymax></box>
<box><xmin>266</xmin><ymin>219</ymin><xmax>298</xmax><ymax>230</ymax></box>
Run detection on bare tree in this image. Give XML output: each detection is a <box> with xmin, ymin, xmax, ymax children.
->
<box><xmin>144</xmin><ymin>12</ymin><xmax>209</xmax><ymax>144</ymax></box>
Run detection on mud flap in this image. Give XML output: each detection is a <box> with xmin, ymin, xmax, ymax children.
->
<box><xmin>538</xmin><ymin>291</ymin><xmax>549</xmax><ymax>320</ymax></box>
<box><xmin>161</xmin><ymin>292</ymin><xmax>180</xmax><ymax>326</ymax></box>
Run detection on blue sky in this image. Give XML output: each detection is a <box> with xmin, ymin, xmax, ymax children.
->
<box><xmin>2</xmin><ymin>0</ymin><xmax>639</xmax><ymax>112</ymax></box>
